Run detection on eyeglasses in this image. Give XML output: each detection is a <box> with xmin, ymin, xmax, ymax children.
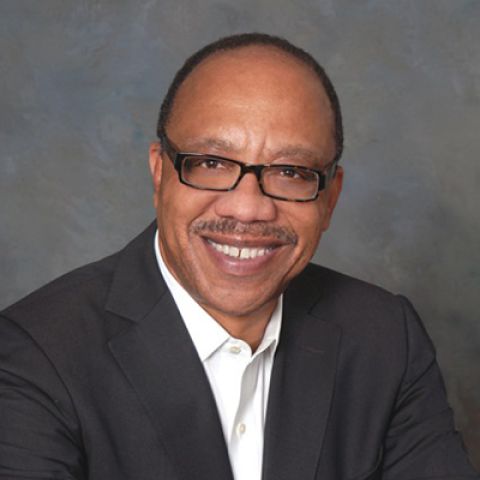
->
<box><xmin>160</xmin><ymin>134</ymin><xmax>338</xmax><ymax>202</ymax></box>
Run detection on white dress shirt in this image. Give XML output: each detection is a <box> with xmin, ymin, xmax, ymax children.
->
<box><xmin>154</xmin><ymin>231</ymin><xmax>282</xmax><ymax>480</ymax></box>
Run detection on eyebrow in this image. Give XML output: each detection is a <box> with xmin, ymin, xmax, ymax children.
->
<box><xmin>182</xmin><ymin>137</ymin><xmax>240</xmax><ymax>153</ymax></box>
<box><xmin>181</xmin><ymin>137</ymin><xmax>326</xmax><ymax>164</ymax></box>
<box><xmin>271</xmin><ymin>145</ymin><xmax>324</xmax><ymax>163</ymax></box>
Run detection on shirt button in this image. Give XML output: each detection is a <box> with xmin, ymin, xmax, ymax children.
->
<box><xmin>229</xmin><ymin>345</ymin><xmax>241</xmax><ymax>354</ymax></box>
<box><xmin>237</xmin><ymin>423</ymin><xmax>246</xmax><ymax>435</ymax></box>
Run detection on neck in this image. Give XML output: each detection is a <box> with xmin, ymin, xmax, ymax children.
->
<box><xmin>202</xmin><ymin>300</ymin><xmax>278</xmax><ymax>352</ymax></box>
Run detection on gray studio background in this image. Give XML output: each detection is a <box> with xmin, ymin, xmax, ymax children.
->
<box><xmin>1</xmin><ymin>0</ymin><xmax>479</xmax><ymax>467</ymax></box>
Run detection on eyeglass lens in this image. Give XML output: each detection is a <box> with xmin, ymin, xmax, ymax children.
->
<box><xmin>181</xmin><ymin>156</ymin><xmax>320</xmax><ymax>200</ymax></box>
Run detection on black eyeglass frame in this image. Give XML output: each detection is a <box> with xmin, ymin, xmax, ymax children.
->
<box><xmin>159</xmin><ymin>134</ymin><xmax>339</xmax><ymax>202</ymax></box>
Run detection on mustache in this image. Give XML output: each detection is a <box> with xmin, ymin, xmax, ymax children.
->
<box><xmin>190</xmin><ymin>219</ymin><xmax>298</xmax><ymax>245</ymax></box>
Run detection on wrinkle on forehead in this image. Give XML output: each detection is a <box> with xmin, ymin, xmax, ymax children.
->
<box><xmin>167</xmin><ymin>45</ymin><xmax>337</xmax><ymax>165</ymax></box>
<box><xmin>180</xmin><ymin>137</ymin><xmax>241</xmax><ymax>154</ymax></box>
<box><xmin>177</xmin><ymin>135</ymin><xmax>329</xmax><ymax>166</ymax></box>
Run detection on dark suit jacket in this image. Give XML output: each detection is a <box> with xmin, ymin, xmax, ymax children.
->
<box><xmin>0</xmin><ymin>223</ymin><xmax>477</xmax><ymax>480</ymax></box>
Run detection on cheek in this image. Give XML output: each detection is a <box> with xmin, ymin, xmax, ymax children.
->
<box><xmin>289</xmin><ymin>207</ymin><xmax>328</xmax><ymax>264</ymax></box>
<box><xmin>301</xmin><ymin>224</ymin><xmax>323</xmax><ymax>256</ymax></box>
<box><xmin>309</xmin><ymin>199</ymin><xmax>332</xmax><ymax>235</ymax></box>
<box><xmin>157</xmin><ymin>172</ymin><xmax>188</xmax><ymax>217</ymax></box>
<box><xmin>289</xmin><ymin>204</ymin><xmax>326</xmax><ymax>241</ymax></box>
<box><xmin>156</xmin><ymin>184</ymin><xmax>189</xmax><ymax>247</ymax></box>
<box><xmin>158</xmin><ymin>184</ymin><xmax>216</xmax><ymax>237</ymax></box>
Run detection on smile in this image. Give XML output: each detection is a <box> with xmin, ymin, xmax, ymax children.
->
<box><xmin>207</xmin><ymin>239</ymin><xmax>273</xmax><ymax>259</ymax></box>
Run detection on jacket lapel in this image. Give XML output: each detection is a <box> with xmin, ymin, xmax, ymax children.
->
<box><xmin>105</xmin><ymin>224</ymin><xmax>233</xmax><ymax>480</ymax></box>
<box><xmin>262</xmin><ymin>268</ymin><xmax>342</xmax><ymax>480</ymax></box>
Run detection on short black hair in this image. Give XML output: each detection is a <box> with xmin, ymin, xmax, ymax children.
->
<box><xmin>157</xmin><ymin>33</ymin><xmax>343</xmax><ymax>162</ymax></box>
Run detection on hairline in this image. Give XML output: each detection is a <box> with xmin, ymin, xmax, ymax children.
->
<box><xmin>157</xmin><ymin>34</ymin><xmax>343</xmax><ymax>163</ymax></box>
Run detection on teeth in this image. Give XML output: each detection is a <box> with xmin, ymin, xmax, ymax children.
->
<box><xmin>208</xmin><ymin>240</ymin><xmax>270</xmax><ymax>259</ymax></box>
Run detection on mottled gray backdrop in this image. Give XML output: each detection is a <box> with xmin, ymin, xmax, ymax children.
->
<box><xmin>1</xmin><ymin>0</ymin><xmax>479</xmax><ymax>467</ymax></box>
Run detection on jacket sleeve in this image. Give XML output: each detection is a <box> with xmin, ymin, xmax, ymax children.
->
<box><xmin>0</xmin><ymin>315</ymin><xmax>86</xmax><ymax>480</ymax></box>
<box><xmin>382</xmin><ymin>296</ymin><xmax>478</xmax><ymax>479</ymax></box>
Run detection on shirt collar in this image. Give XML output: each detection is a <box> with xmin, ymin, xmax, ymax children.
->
<box><xmin>154</xmin><ymin>230</ymin><xmax>282</xmax><ymax>361</ymax></box>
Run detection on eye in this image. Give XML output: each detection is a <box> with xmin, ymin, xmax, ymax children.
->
<box><xmin>279</xmin><ymin>166</ymin><xmax>302</xmax><ymax>179</ymax></box>
<box><xmin>202</xmin><ymin>158</ymin><xmax>222</xmax><ymax>169</ymax></box>
<box><xmin>195</xmin><ymin>157</ymin><xmax>236</xmax><ymax>170</ymax></box>
<box><xmin>275</xmin><ymin>166</ymin><xmax>317</xmax><ymax>182</ymax></box>
<box><xmin>187</xmin><ymin>157</ymin><xmax>226</xmax><ymax>170</ymax></box>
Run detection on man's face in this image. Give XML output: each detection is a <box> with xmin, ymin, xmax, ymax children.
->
<box><xmin>149</xmin><ymin>47</ymin><xmax>343</xmax><ymax>324</ymax></box>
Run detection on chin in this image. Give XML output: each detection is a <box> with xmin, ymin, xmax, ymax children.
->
<box><xmin>199</xmin><ymin>286</ymin><xmax>279</xmax><ymax>318</ymax></box>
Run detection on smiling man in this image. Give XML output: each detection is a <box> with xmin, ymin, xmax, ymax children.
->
<box><xmin>149</xmin><ymin>41</ymin><xmax>342</xmax><ymax>352</ymax></box>
<box><xmin>0</xmin><ymin>34</ymin><xmax>477</xmax><ymax>480</ymax></box>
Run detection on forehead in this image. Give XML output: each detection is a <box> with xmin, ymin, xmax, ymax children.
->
<box><xmin>167</xmin><ymin>46</ymin><xmax>335</xmax><ymax>157</ymax></box>
<box><xmin>172</xmin><ymin>46</ymin><xmax>331</xmax><ymax>116</ymax></box>
<box><xmin>187</xmin><ymin>45</ymin><xmax>321</xmax><ymax>86</ymax></box>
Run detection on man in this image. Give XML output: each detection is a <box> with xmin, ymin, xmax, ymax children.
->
<box><xmin>0</xmin><ymin>33</ymin><xmax>477</xmax><ymax>480</ymax></box>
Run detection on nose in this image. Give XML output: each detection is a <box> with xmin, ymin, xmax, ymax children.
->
<box><xmin>213</xmin><ymin>171</ymin><xmax>277</xmax><ymax>223</ymax></box>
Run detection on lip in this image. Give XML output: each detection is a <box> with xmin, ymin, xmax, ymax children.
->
<box><xmin>202</xmin><ymin>232</ymin><xmax>286</xmax><ymax>249</ymax></box>
<box><xmin>199</xmin><ymin>234</ymin><xmax>287</xmax><ymax>277</ymax></box>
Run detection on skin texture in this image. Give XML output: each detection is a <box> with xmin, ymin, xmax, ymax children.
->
<box><xmin>149</xmin><ymin>46</ymin><xmax>343</xmax><ymax>349</ymax></box>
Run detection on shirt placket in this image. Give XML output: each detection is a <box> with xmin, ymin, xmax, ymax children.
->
<box><xmin>229</xmin><ymin>348</ymin><xmax>264</xmax><ymax>480</ymax></box>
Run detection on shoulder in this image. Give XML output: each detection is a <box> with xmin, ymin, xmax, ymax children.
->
<box><xmin>287</xmin><ymin>264</ymin><xmax>438</xmax><ymax>400</ymax></box>
<box><xmin>0</xmin><ymin>252</ymin><xmax>124</xmax><ymax>377</ymax></box>
<box><xmin>0</xmin><ymin>222</ymin><xmax>158</xmax><ymax>349</ymax></box>
<box><xmin>287</xmin><ymin>263</ymin><xmax>424</xmax><ymax>349</ymax></box>
<box><xmin>1</xmin><ymin>251</ymin><xmax>119</xmax><ymax>328</ymax></box>
<box><xmin>289</xmin><ymin>262</ymin><xmax>404</xmax><ymax>312</ymax></box>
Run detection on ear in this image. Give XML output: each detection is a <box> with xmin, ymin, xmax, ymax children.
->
<box><xmin>149</xmin><ymin>141</ymin><xmax>164</xmax><ymax>208</ymax></box>
<box><xmin>321</xmin><ymin>165</ymin><xmax>344</xmax><ymax>231</ymax></box>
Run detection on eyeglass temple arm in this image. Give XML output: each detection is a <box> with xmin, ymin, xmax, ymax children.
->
<box><xmin>159</xmin><ymin>134</ymin><xmax>177</xmax><ymax>164</ymax></box>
